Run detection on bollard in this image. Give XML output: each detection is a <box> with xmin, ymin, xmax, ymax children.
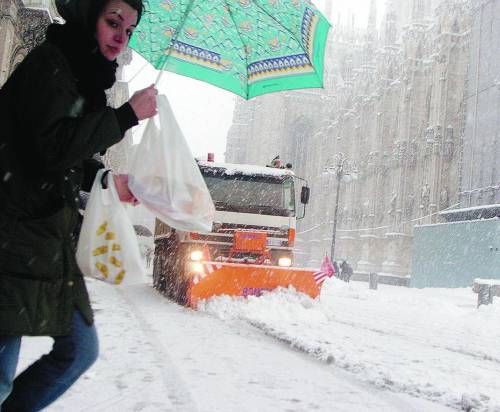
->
<box><xmin>477</xmin><ymin>284</ymin><xmax>493</xmax><ymax>307</ymax></box>
<box><xmin>369</xmin><ymin>272</ymin><xmax>378</xmax><ymax>290</ymax></box>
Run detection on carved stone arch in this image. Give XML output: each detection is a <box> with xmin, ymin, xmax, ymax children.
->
<box><xmin>19</xmin><ymin>7</ymin><xmax>52</xmax><ymax>53</ymax></box>
<box><xmin>9</xmin><ymin>45</ymin><xmax>28</xmax><ymax>76</ymax></box>
<box><xmin>345</xmin><ymin>94</ymin><xmax>353</xmax><ymax>109</ymax></box>
<box><xmin>415</xmin><ymin>42</ymin><xmax>423</xmax><ymax>59</ymax></box>
<box><xmin>387</xmin><ymin>63</ymin><xmax>394</xmax><ymax>81</ymax></box>
<box><xmin>436</xmin><ymin>22</ymin><xmax>442</xmax><ymax>35</ymax></box>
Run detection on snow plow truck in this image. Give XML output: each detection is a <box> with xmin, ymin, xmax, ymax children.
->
<box><xmin>152</xmin><ymin>157</ymin><xmax>324</xmax><ymax>308</ymax></box>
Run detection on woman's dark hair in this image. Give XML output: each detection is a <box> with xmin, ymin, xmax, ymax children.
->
<box><xmin>123</xmin><ymin>0</ymin><xmax>144</xmax><ymax>23</ymax></box>
<box><xmin>56</xmin><ymin>0</ymin><xmax>144</xmax><ymax>32</ymax></box>
<box><xmin>88</xmin><ymin>0</ymin><xmax>144</xmax><ymax>31</ymax></box>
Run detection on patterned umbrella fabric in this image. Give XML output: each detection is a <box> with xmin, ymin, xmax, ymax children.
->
<box><xmin>130</xmin><ymin>0</ymin><xmax>330</xmax><ymax>99</ymax></box>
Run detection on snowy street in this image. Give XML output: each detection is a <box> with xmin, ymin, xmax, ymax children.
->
<box><xmin>18</xmin><ymin>276</ymin><xmax>499</xmax><ymax>412</ymax></box>
<box><xmin>2</xmin><ymin>0</ymin><xmax>499</xmax><ymax>411</ymax></box>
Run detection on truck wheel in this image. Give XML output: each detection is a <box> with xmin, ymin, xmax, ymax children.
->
<box><xmin>153</xmin><ymin>235</ymin><xmax>190</xmax><ymax>305</ymax></box>
<box><xmin>153</xmin><ymin>240</ymin><xmax>167</xmax><ymax>292</ymax></box>
<box><xmin>168</xmin><ymin>243</ymin><xmax>189</xmax><ymax>305</ymax></box>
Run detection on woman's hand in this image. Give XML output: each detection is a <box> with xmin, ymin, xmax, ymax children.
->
<box><xmin>128</xmin><ymin>84</ymin><xmax>158</xmax><ymax>120</ymax></box>
<box><xmin>113</xmin><ymin>174</ymin><xmax>139</xmax><ymax>206</ymax></box>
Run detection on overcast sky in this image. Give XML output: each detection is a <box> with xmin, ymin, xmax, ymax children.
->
<box><xmin>123</xmin><ymin>0</ymin><xmax>385</xmax><ymax>163</ymax></box>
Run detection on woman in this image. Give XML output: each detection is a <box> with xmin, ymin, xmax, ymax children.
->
<box><xmin>0</xmin><ymin>0</ymin><xmax>156</xmax><ymax>409</ymax></box>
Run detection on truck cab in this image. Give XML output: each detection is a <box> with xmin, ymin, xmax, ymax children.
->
<box><xmin>153</xmin><ymin>160</ymin><xmax>310</xmax><ymax>304</ymax></box>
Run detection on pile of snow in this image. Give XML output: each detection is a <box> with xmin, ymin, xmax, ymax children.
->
<box><xmin>199</xmin><ymin>279</ymin><xmax>500</xmax><ymax>411</ymax></box>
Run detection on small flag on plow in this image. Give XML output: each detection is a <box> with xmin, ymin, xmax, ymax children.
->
<box><xmin>313</xmin><ymin>255</ymin><xmax>335</xmax><ymax>285</ymax></box>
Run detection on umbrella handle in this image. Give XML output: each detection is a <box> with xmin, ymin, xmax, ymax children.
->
<box><xmin>125</xmin><ymin>60</ymin><xmax>163</xmax><ymax>88</ymax></box>
<box><xmin>155</xmin><ymin>68</ymin><xmax>165</xmax><ymax>87</ymax></box>
<box><xmin>126</xmin><ymin>61</ymin><xmax>149</xmax><ymax>83</ymax></box>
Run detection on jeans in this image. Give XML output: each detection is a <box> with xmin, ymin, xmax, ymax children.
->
<box><xmin>0</xmin><ymin>311</ymin><xmax>98</xmax><ymax>412</ymax></box>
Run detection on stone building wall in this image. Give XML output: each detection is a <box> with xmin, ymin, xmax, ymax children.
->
<box><xmin>225</xmin><ymin>0</ymin><xmax>472</xmax><ymax>274</ymax></box>
<box><xmin>0</xmin><ymin>0</ymin><xmax>55</xmax><ymax>87</ymax></box>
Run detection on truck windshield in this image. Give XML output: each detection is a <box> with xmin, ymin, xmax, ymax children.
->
<box><xmin>202</xmin><ymin>172</ymin><xmax>295</xmax><ymax>217</ymax></box>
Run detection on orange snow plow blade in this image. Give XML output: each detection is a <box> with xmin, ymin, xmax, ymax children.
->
<box><xmin>187</xmin><ymin>262</ymin><xmax>320</xmax><ymax>308</ymax></box>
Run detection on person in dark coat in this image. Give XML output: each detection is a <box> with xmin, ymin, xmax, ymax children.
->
<box><xmin>0</xmin><ymin>0</ymin><xmax>157</xmax><ymax>409</ymax></box>
<box><xmin>332</xmin><ymin>260</ymin><xmax>340</xmax><ymax>279</ymax></box>
<box><xmin>340</xmin><ymin>260</ymin><xmax>354</xmax><ymax>283</ymax></box>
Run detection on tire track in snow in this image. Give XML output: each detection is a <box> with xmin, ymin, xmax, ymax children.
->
<box><xmin>439</xmin><ymin>346</ymin><xmax>500</xmax><ymax>365</ymax></box>
<box><xmin>238</xmin><ymin>319</ymin><xmax>455</xmax><ymax>412</ymax></box>
<box><xmin>224</xmin><ymin>301</ymin><xmax>494</xmax><ymax>411</ymax></box>
<box><xmin>321</xmin><ymin>293</ymin><xmax>500</xmax><ymax>366</ymax></box>
<box><xmin>116</xmin><ymin>288</ymin><xmax>199</xmax><ymax>412</ymax></box>
<box><xmin>323</xmin><ymin>316</ymin><xmax>500</xmax><ymax>365</ymax></box>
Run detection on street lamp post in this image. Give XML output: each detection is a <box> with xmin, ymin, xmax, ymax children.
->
<box><xmin>330</xmin><ymin>170</ymin><xmax>342</xmax><ymax>259</ymax></box>
<box><xmin>325</xmin><ymin>152</ymin><xmax>356</xmax><ymax>260</ymax></box>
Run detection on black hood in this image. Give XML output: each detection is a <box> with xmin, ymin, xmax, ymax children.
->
<box><xmin>45</xmin><ymin>22</ymin><xmax>118</xmax><ymax>110</ymax></box>
<box><xmin>50</xmin><ymin>0</ymin><xmax>143</xmax><ymax>109</ymax></box>
<box><xmin>55</xmin><ymin>0</ymin><xmax>107</xmax><ymax>31</ymax></box>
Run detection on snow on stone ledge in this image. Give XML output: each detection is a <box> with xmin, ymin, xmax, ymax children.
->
<box><xmin>474</xmin><ymin>278</ymin><xmax>500</xmax><ymax>286</ymax></box>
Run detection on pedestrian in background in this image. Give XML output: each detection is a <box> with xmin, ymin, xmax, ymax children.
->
<box><xmin>340</xmin><ymin>260</ymin><xmax>354</xmax><ymax>283</ymax></box>
<box><xmin>333</xmin><ymin>260</ymin><xmax>340</xmax><ymax>279</ymax></box>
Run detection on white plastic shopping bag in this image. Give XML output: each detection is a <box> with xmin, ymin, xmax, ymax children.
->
<box><xmin>129</xmin><ymin>94</ymin><xmax>215</xmax><ymax>232</ymax></box>
<box><xmin>76</xmin><ymin>169</ymin><xmax>144</xmax><ymax>285</ymax></box>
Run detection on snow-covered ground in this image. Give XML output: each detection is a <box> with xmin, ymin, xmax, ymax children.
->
<box><xmin>18</xmin><ymin>273</ymin><xmax>499</xmax><ymax>412</ymax></box>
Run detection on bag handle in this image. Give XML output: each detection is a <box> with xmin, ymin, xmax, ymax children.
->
<box><xmin>101</xmin><ymin>169</ymin><xmax>111</xmax><ymax>189</ymax></box>
<box><xmin>96</xmin><ymin>169</ymin><xmax>122</xmax><ymax>207</ymax></box>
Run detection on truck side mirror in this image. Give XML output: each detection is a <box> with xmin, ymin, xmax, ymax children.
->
<box><xmin>300</xmin><ymin>186</ymin><xmax>310</xmax><ymax>204</ymax></box>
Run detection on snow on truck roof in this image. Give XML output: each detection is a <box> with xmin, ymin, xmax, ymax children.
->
<box><xmin>198</xmin><ymin>161</ymin><xmax>295</xmax><ymax>177</ymax></box>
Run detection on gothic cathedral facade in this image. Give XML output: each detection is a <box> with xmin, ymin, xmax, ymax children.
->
<box><xmin>225</xmin><ymin>0</ymin><xmax>474</xmax><ymax>276</ymax></box>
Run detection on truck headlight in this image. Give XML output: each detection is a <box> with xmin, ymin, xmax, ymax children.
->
<box><xmin>278</xmin><ymin>257</ymin><xmax>292</xmax><ymax>267</ymax></box>
<box><xmin>190</xmin><ymin>250</ymin><xmax>203</xmax><ymax>261</ymax></box>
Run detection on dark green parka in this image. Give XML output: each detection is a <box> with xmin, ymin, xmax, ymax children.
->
<box><xmin>0</xmin><ymin>16</ymin><xmax>138</xmax><ymax>336</ymax></box>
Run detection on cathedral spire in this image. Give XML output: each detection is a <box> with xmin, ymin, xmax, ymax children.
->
<box><xmin>364</xmin><ymin>0</ymin><xmax>378</xmax><ymax>64</ymax></box>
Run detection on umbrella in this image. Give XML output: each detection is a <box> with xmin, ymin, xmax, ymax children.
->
<box><xmin>129</xmin><ymin>0</ymin><xmax>331</xmax><ymax>99</ymax></box>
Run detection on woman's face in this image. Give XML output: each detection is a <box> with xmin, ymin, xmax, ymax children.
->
<box><xmin>95</xmin><ymin>0</ymin><xmax>138</xmax><ymax>61</ymax></box>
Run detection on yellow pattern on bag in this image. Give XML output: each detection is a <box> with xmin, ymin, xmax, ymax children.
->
<box><xmin>115</xmin><ymin>270</ymin><xmax>126</xmax><ymax>285</ymax></box>
<box><xmin>92</xmin><ymin>220</ymin><xmax>126</xmax><ymax>284</ymax></box>
<box><xmin>109</xmin><ymin>256</ymin><xmax>122</xmax><ymax>268</ymax></box>
<box><xmin>93</xmin><ymin>246</ymin><xmax>108</xmax><ymax>256</ymax></box>
<box><xmin>96</xmin><ymin>221</ymin><xmax>108</xmax><ymax>235</ymax></box>
<box><xmin>95</xmin><ymin>262</ymin><xmax>109</xmax><ymax>278</ymax></box>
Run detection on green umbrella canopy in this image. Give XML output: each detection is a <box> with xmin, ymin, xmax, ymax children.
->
<box><xmin>129</xmin><ymin>0</ymin><xmax>331</xmax><ymax>99</ymax></box>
